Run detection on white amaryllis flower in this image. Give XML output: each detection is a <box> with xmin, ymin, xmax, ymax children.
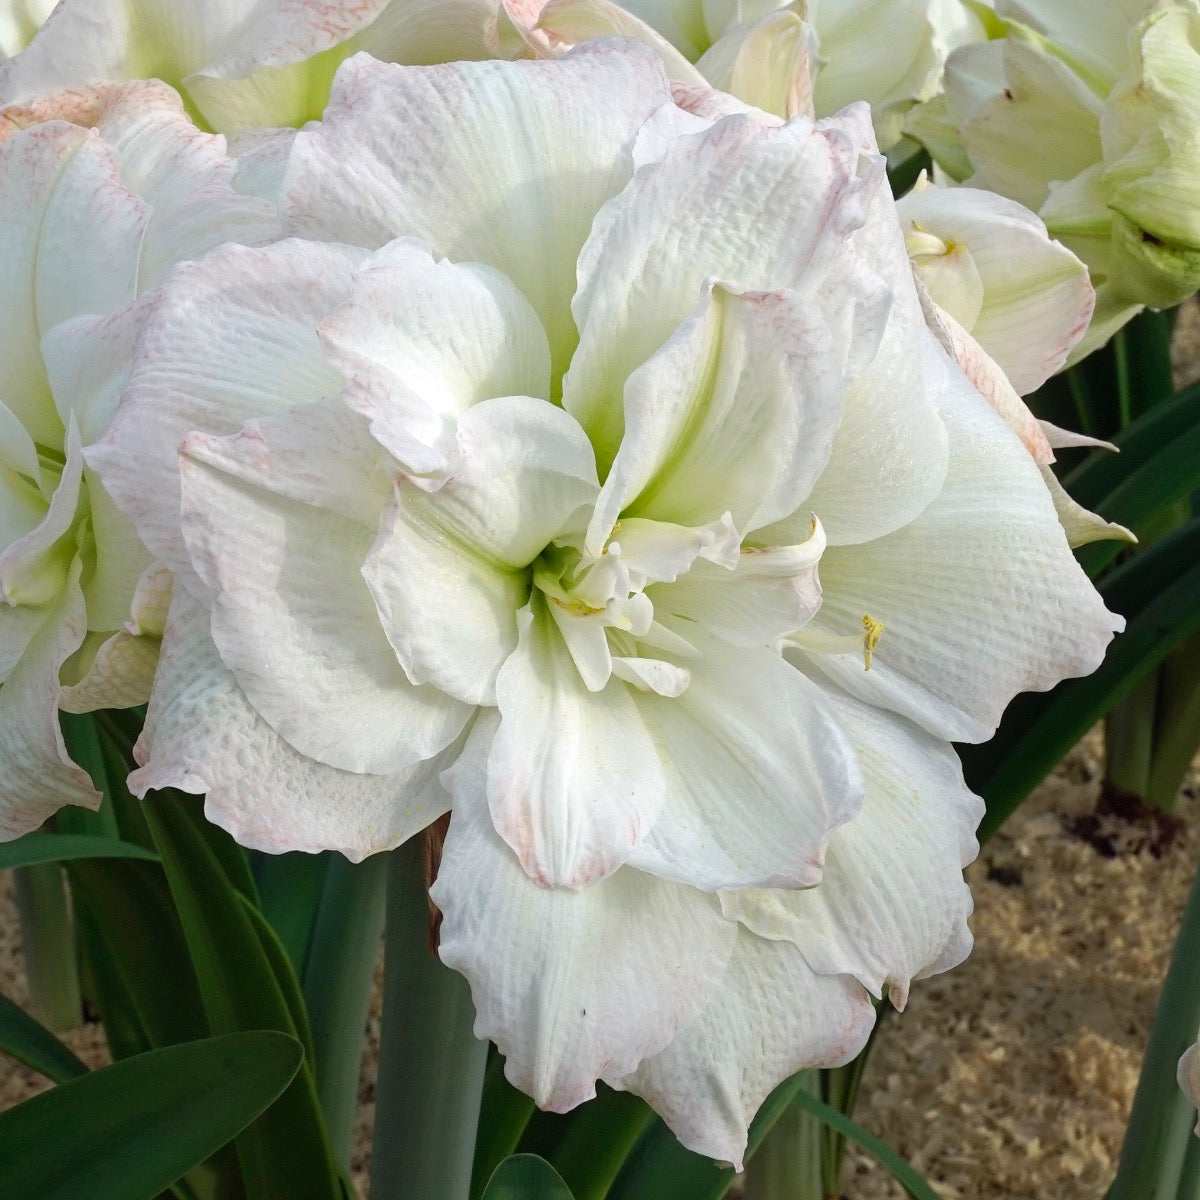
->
<box><xmin>892</xmin><ymin>172</ymin><xmax>1133</xmax><ymax>548</ymax></box>
<box><xmin>0</xmin><ymin>80</ymin><xmax>277</xmax><ymax>839</ymax></box>
<box><xmin>500</xmin><ymin>0</ymin><xmax>987</xmax><ymax>144</ymax></box>
<box><xmin>897</xmin><ymin>173</ymin><xmax>1093</xmax><ymax>396</ymax></box>
<box><xmin>0</xmin><ymin>0</ymin><xmax>53</xmax><ymax>58</ymax></box>
<box><xmin>917</xmin><ymin>0</ymin><xmax>1200</xmax><ymax>356</ymax></box>
<box><xmin>0</xmin><ymin>0</ymin><xmax>502</xmax><ymax>132</ymax></box>
<box><xmin>90</xmin><ymin>45</ymin><xmax>1120</xmax><ymax>1163</ymax></box>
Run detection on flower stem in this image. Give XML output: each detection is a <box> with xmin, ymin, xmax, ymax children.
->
<box><xmin>302</xmin><ymin>852</ymin><xmax>388</xmax><ymax>1171</ymax></box>
<box><xmin>743</xmin><ymin>1084</ymin><xmax>825</xmax><ymax>1200</ymax></box>
<box><xmin>369</xmin><ymin>834</ymin><xmax>487</xmax><ymax>1200</ymax></box>
<box><xmin>1105</xmin><ymin>672</ymin><xmax>1159</xmax><ymax>803</ymax></box>
<box><xmin>1145</xmin><ymin>634</ymin><xmax>1200</xmax><ymax>812</ymax></box>
<box><xmin>1108</xmin><ymin>857</ymin><xmax>1200</xmax><ymax>1200</ymax></box>
<box><xmin>12</xmin><ymin>863</ymin><xmax>82</xmax><ymax>1031</ymax></box>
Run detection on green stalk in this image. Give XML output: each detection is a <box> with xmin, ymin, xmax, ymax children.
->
<box><xmin>1105</xmin><ymin>672</ymin><xmax>1160</xmax><ymax>803</ymax></box>
<box><xmin>370</xmin><ymin>835</ymin><xmax>488</xmax><ymax>1200</ymax></box>
<box><xmin>471</xmin><ymin>1051</ymin><xmax>536</xmax><ymax>1199</ymax></box>
<box><xmin>1145</xmin><ymin>634</ymin><xmax>1200</xmax><ymax>813</ymax></box>
<box><xmin>1108</xmin><ymin>860</ymin><xmax>1200</xmax><ymax>1200</ymax></box>
<box><xmin>12</xmin><ymin>863</ymin><xmax>82</xmax><ymax>1032</ymax></box>
<box><xmin>302</xmin><ymin>852</ymin><xmax>388</xmax><ymax>1169</ymax></box>
<box><xmin>744</xmin><ymin>1084</ymin><xmax>824</xmax><ymax>1200</ymax></box>
<box><xmin>549</xmin><ymin>1086</ymin><xmax>655</xmax><ymax>1200</ymax></box>
<box><xmin>1177</xmin><ymin>1128</ymin><xmax>1200</xmax><ymax>1200</ymax></box>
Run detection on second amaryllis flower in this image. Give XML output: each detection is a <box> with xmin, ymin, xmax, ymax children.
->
<box><xmin>89</xmin><ymin>42</ymin><xmax>1120</xmax><ymax>1164</ymax></box>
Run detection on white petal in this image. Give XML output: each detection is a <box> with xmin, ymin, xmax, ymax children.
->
<box><xmin>652</xmin><ymin>524</ymin><xmax>825</xmax><ymax>646</ymax></box>
<box><xmin>85</xmin><ymin>239</ymin><xmax>366</xmax><ymax>588</ymax></box>
<box><xmin>565</xmin><ymin>108</ymin><xmax>874</xmax><ymax>467</ymax></box>
<box><xmin>486</xmin><ymin>597</ymin><xmax>667</xmax><ymax>887</ymax></box>
<box><xmin>896</xmin><ymin>181</ymin><xmax>1094</xmax><ymax>394</ymax></box>
<box><xmin>609</xmin><ymin>514</ymin><xmax>740</xmax><ymax>588</ymax></box>
<box><xmin>917</xmin><ymin>287</ymin><xmax>1055</xmax><ymax>464</ymax></box>
<box><xmin>132</xmin><ymin>574</ymin><xmax>455</xmax><ymax>861</ymax></box>
<box><xmin>625</xmin><ymin>637</ymin><xmax>863</xmax><ymax>891</ymax></box>
<box><xmin>60</xmin><ymin>555</ymin><xmax>171</xmax><ymax>714</ymax></box>
<box><xmin>86</xmin><ymin>80</ymin><xmax>280</xmax><ymax>290</ymax></box>
<box><xmin>959</xmin><ymin>38</ymin><xmax>1103</xmax><ymax>213</ymax></box>
<box><xmin>178</xmin><ymin>412</ymin><xmax>470</xmax><ymax>776</ymax></box>
<box><xmin>283</xmin><ymin>44</ymin><xmax>674</xmax><ymax>381</ymax></box>
<box><xmin>616</xmin><ymin>933</ymin><xmax>876</xmax><ymax>1169</ymax></box>
<box><xmin>1038</xmin><ymin>462</ymin><xmax>1134</xmax><ymax>550</ymax></box>
<box><xmin>0</xmin><ymin>420</ymin><xmax>84</xmax><ymax>612</ymax></box>
<box><xmin>363</xmin><ymin>396</ymin><xmax>598</xmax><ymax>706</ymax></box>
<box><xmin>586</xmin><ymin>283</ymin><xmax>849</xmax><ymax>549</ymax></box>
<box><xmin>790</xmin><ymin>348</ymin><xmax>1124</xmax><ymax>743</ymax></box>
<box><xmin>433</xmin><ymin>729</ymin><xmax>737</xmax><ymax>1110</ymax></box>
<box><xmin>317</xmin><ymin>239</ymin><xmax>552</xmax><ymax>475</ymax></box>
<box><xmin>58</xmin><ymin>626</ymin><xmax>158</xmax><ymax>713</ymax></box>
<box><xmin>769</xmin><ymin>131</ymin><xmax>950</xmax><ymax>547</ymax></box>
<box><xmin>696</xmin><ymin>7</ymin><xmax>815</xmax><ymax>120</ymax></box>
<box><xmin>529</xmin><ymin>0</ymin><xmax>708</xmax><ymax>84</ymax></box>
<box><xmin>0</xmin><ymin>122</ymin><xmax>141</xmax><ymax>447</ymax></box>
<box><xmin>0</xmin><ymin>567</ymin><xmax>101</xmax><ymax>840</ymax></box>
<box><xmin>722</xmin><ymin>687</ymin><xmax>983</xmax><ymax>1007</ymax></box>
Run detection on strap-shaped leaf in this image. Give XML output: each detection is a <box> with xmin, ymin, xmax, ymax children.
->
<box><xmin>0</xmin><ymin>833</ymin><xmax>157</xmax><ymax>870</ymax></box>
<box><xmin>1075</xmin><ymin>414</ymin><xmax>1200</xmax><ymax>577</ymax></box>
<box><xmin>790</xmin><ymin>1087</ymin><xmax>940</xmax><ymax>1200</ymax></box>
<box><xmin>481</xmin><ymin>1156</ymin><xmax>576</xmax><ymax>1200</ymax></box>
<box><xmin>140</xmin><ymin>792</ymin><xmax>343</xmax><ymax>1200</ymax></box>
<box><xmin>0</xmin><ymin>991</ymin><xmax>88</xmax><ymax>1083</ymax></box>
<box><xmin>1062</xmin><ymin>376</ymin><xmax>1200</xmax><ymax>511</ymax></box>
<box><xmin>0</xmin><ymin>1031</ymin><xmax>302</xmax><ymax>1200</ymax></box>
<box><xmin>964</xmin><ymin>518</ymin><xmax>1200</xmax><ymax>842</ymax></box>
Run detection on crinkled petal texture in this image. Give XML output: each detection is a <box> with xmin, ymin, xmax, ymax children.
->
<box><xmin>433</xmin><ymin>719</ymin><xmax>739</xmax><ymax>1112</ymax></box>
<box><xmin>791</xmin><ymin>342</ymin><xmax>1124</xmax><ymax>744</ymax></box>
<box><xmin>89</xmin><ymin>49</ymin><xmax>1125</xmax><ymax>1164</ymax></box>
<box><xmin>131</xmin><ymin>587</ymin><xmax>458</xmax><ymax>860</ymax></box>
<box><xmin>0</xmin><ymin>79</ymin><xmax>279</xmax><ymax>839</ymax></box>
<box><xmin>282</xmin><ymin>42</ymin><xmax>677</xmax><ymax>386</ymax></box>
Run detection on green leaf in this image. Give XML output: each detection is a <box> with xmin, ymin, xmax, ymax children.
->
<box><xmin>0</xmin><ymin>991</ymin><xmax>88</xmax><ymax>1083</ymax></box>
<box><xmin>1074</xmin><ymin>414</ymin><xmax>1200</xmax><ymax>576</ymax></box>
<box><xmin>790</xmin><ymin>1087</ymin><xmax>940</xmax><ymax>1200</ymax></box>
<box><xmin>168</xmin><ymin>790</ymin><xmax>259</xmax><ymax>906</ymax></box>
<box><xmin>0</xmin><ymin>833</ymin><xmax>158</xmax><ymax>870</ymax></box>
<box><xmin>482</xmin><ymin>1156</ymin><xmax>576</xmax><ymax>1200</ymax></box>
<box><xmin>472</xmin><ymin>1052</ymin><xmax>536</xmax><ymax>1200</ymax></box>
<box><xmin>964</xmin><ymin>517</ymin><xmax>1200</xmax><ymax>842</ymax></box>
<box><xmin>370</xmin><ymin>838</ymin><xmax>488</xmax><ymax>1200</ymax></box>
<box><xmin>0</xmin><ymin>1031</ymin><xmax>303</xmax><ymax>1200</ymax></box>
<box><xmin>1061</xmin><ymin>378</ymin><xmax>1200</xmax><ymax>511</ymax></box>
<box><xmin>1107</xmin><ymin>864</ymin><xmax>1200</xmax><ymax>1200</ymax></box>
<box><xmin>548</xmin><ymin>1086</ymin><xmax>654</xmax><ymax>1200</ymax></box>
<box><xmin>256</xmin><ymin>851</ymin><xmax>332</xmax><ymax>977</ymax></box>
<box><xmin>608</xmin><ymin>1073</ymin><xmax>808</xmax><ymax>1200</ymax></box>
<box><xmin>66</xmin><ymin>858</ymin><xmax>209</xmax><ymax>1055</ymax></box>
<box><xmin>141</xmin><ymin>792</ymin><xmax>343</xmax><ymax>1200</ymax></box>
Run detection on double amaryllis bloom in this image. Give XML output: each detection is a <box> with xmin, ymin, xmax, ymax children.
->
<box><xmin>72</xmin><ymin>43</ymin><xmax>1123</xmax><ymax>1164</ymax></box>
<box><xmin>0</xmin><ymin>79</ymin><xmax>277</xmax><ymax>837</ymax></box>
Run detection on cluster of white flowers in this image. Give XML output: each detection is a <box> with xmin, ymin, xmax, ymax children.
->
<box><xmin>0</xmin><ymin>0</ymin><xmax>1151</xmax><ymax>1166</ymax></box>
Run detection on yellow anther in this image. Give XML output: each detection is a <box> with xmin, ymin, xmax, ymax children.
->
<box><xmin>861</xmin><ymin>614</ymin><xmax>884</xmax><ymax>671</ymax></box>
